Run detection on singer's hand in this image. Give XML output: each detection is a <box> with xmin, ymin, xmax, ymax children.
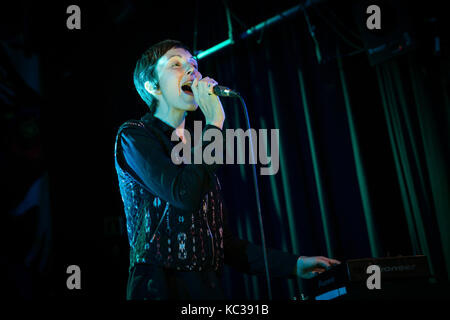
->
<box><xmin>295</xmin><ymin>256</ymin><xmax>341</xmax><ymax>279</ymax></box>
<box><xmin>192</xmin><ymin>76</ymin><xmax>225</xmax><ymax>129</ymax></box>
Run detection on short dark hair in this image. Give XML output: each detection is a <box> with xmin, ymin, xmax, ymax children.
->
<box><xmin>133</xmin><ymin>39</ymin><xmax>191</xmax><ymax>114</ymax></box>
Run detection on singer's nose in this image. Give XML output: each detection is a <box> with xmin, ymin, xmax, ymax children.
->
<box><xmin>186</xmin><ymin>68</ymin><xmax>201</xmax><ymax>80</ymax></box>
<box><xmin>186</xmin><ymin>66</ymin><xmax>195</xmax><ymax>75</ymax></box>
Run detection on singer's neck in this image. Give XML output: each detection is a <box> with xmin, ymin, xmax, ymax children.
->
<box><xmin>154</xmin><ymin>106</ymin><xmax>186</xmax><ymax>129</ymax></box>
<box><xmin>153</xmin><ymin>106</ymin><xmax>187</xmax><ymax>141</ymax></box>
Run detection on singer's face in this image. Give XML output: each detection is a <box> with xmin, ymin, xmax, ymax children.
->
<box><xmin>154</xmin><ymin>47</ymin><xmax>201</xmax><ymax>112</ymax></box>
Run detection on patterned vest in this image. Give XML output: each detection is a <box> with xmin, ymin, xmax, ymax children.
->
<box><xmin>114</xmin><ymin>119</ymin><xmax>225</xmax><ymax>272</ymax></box>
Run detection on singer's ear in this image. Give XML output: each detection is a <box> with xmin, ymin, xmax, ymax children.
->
<box><xmin>144</xmin><ymin>81</ymin><xmax>161</xmax><ymax>96</ymax></box>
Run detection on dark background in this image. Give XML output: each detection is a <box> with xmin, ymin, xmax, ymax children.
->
<box><xmin>1</xmin><ymin>0</ymin><xmax>449</xmax><ymax>300</ymax></box>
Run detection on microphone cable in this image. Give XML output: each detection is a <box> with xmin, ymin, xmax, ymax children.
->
<box><xmin>237</xmin><ymin>93</ymin><xmax>272</xmax><ymax>300</ymax></box>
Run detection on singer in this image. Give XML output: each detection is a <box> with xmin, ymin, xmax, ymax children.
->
<box><xmin>114</xmin><ymin>39</ymin><xmax>340</xmax><ymax>300</ymax></box>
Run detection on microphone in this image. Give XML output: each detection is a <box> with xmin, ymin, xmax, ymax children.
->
<box><xmin>213</xmin><ymin>85</ymin><xmax>240</xmax><ymax>98</ymax></box>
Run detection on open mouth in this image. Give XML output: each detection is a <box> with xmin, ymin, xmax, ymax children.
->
<box><xmin>181</xmin><ymin>83</ymin><xmax>193</xmax><ymax>96</ymax></box>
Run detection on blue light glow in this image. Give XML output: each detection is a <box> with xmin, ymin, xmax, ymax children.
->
<box><xmin>315</xmin><ymin>287</ymin><xmax>347</xmax><ymax>300</ymax></box>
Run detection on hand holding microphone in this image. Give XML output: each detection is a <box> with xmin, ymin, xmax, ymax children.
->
<box><xmin>191</xmin><ymin>76</ymin><xmax>226</xmax><ymax>129</ymax></box>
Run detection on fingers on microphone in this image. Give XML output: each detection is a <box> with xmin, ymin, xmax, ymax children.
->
<box><xmin>200</xmin><ymin>77</ymin><xmax>216</xmax><ymax>96</ymax></box>
<box><xmin>209</xmin><ymin>79</ymin><xmax>218</xmax><ymax>95</ymax></box>
<box><xmin>207</xmin><ymin>79</ymin><xmax>217</xmax><ymax>95</ymax></box>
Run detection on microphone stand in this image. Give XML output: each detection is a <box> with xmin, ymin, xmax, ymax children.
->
<box><xmin>236</xmin><ymin>94</ymin><xmax>272</xmax><ymax>300</ymax></box>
